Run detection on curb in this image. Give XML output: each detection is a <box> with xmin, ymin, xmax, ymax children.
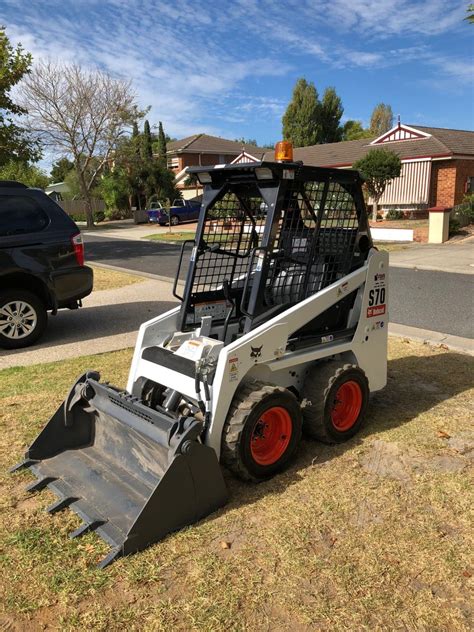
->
<box><xmin>389</xmin><ymin>322</ymin><xmax>474</xmax><ymax>356</ymax></box>
<box><xmin>391</xmin><ymin>263</ymin><xmax>474</xmax><ymax>275</ymax></box>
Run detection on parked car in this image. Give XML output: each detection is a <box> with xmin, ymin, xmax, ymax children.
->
<box><xmin>146</xmin><ymin>202</ymin><xmax>165</xmax><ymax>223</ymax></box>
<box><xmin>0</xmin><ymin>181</ymin><xmax>93</xmax><ymax>349</ymax></box>
<box><xmin>154</xmin><ymin>198</ymin><xmax>202</xmax><ymax>226</ymax></box>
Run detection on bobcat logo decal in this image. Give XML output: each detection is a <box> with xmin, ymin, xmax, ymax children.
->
<box><xmin>250</xmin><ymin>345</ymin><xmax>263</xmax><ymax>359</ymax></box>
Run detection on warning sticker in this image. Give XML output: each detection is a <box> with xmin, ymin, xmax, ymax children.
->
<box><xmin>367</xmin><ymin>305</ymin><xmax>386</xmax><ymax>318</ymax></box>
<box><xmin>228</xmin><ymin>356</ymin><xmax>239</xmax><ymax>382</ymax></box>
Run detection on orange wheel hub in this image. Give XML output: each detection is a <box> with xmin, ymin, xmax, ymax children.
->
<box><xmin>331</xmin><ymin>381</ymin><xmax>362</xmax><ymax>431</ymax></box>
<box><xmin>250</xmin><ymin>406</ymin><xmax>292</xmax><ymax>466</ymax></box>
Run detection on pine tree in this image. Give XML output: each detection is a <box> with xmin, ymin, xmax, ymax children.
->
<box><xmin>158</xmin><ymin>121</ymin><xmax>167</xmax><ymax>164</ymax></box>
<box><xmin>142</xmin><ymin>119</ymin><xmax>153</xmax><ymax>161</ymax></box>
<box><xmin>320</xmin><ymin>87</ymin><xmax>344</xmax><ymax>143</ymax></box>
<box><xmin>282</xmin><ymin>78</ymin><xmax>321</xmax><ymax>147</ymax></box>
<box><xmin>369</xmin><ymin>103</ymin><xmax>394</xmax><ymax>136</ymax></box>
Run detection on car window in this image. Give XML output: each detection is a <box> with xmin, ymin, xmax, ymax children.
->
<box><xmin>173</xmin><ymin>199</ymin><xmax>184</xmax><ymax>206</ymax></box>
<box><xmin>0</xmin><ymin>194</ymin><xmax>50</xmax><ymax>236</ymax></box>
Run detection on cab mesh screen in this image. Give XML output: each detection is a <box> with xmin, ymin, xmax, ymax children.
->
<box><xmin>192</xmin><ymin>191</ymin><xmax>265</xmax><ymax>293</ymax></box>
<box><xmin>265</xmin><ymin>180</ymin><xmax>359</xmax><ymax>306</ymax></box>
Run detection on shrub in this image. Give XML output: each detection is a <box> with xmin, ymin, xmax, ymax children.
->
<box><xmin>386</xmin><ymin>209</ymin><xmax>404</xmax><ymax>221</ymax></box>
<box><xmin>449</xmin><ymin>218</ymin><xmax>461</xmax><ymax>235</ymax></box>
<box><xmin>460</xmin><ymin>194</ymin><xmax>474</xmax><ymax>223</ymax></box>
<box><xmin>104</xmin><ymin>208</ymin><xmax>131</xmax><ymax>221</ymax></box>
<box><xmin>69</xmin><ymin>210</ymin><xmax>105</xmax><ymax>223</ymax></box>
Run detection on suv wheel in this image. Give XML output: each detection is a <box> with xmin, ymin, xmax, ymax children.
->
<box><xmin>0</xmin><ymin>290</ymin><xmax>47</xmax><ymax>349</ymax></box>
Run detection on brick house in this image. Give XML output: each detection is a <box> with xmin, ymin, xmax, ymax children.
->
<box><xmin>264</xmin><ymin>123</ymin><xmax>474</xmax><ymax>211</ymax></box>
<box><xmin>164</xmin><ymin>134</ymin><xmax>266</xmax><ymax>199</ymax></box>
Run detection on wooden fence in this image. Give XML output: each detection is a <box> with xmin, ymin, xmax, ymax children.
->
<box><xmin>57</xmin><ymin>199</ymin><xmax>106</xmax><ymax>216</ymax></box>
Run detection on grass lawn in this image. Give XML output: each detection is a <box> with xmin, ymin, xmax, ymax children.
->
<box><xmin>90</xmin><ymin>266</ymin><xmax>145</xmax><ymax>292</ymax></box>
<box><xmin>371</xmin><ymin>219</ymin><xmax>429</xmax><ymax>230</ymax></box>
<box><xmin>144</xmin><ymin>232</ymin><xmax>196</xmax><ymax>242</ymax></box>
<box><xmin>0</xmin><ymin>339</ymin><xmax>473</xmax><ymax>630</ymax></box>
<box><xmin>374</xmin><ymin>242</ymin><xmax>411</xmax><ymax>253</ymax></box>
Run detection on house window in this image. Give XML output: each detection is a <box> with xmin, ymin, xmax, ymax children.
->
<box><xmin>168</xmin><ymin>157</ymin><xmax>179</xmax><ymax>169</ymax></box>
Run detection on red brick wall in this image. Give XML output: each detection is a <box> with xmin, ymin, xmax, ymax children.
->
<box><xmin>430</xmin><ymin>159</ymin><xmax>474</xmax><ymax>207</ymax></box>
<box><xmin>454</xmin><ymin>160</ymin><xmax>474</xmax><ymax>205</ymax></box>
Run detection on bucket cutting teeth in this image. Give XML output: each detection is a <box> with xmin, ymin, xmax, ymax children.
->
<box><xmin>14</xmin><ymin>372</ymin><xmax>228</xmax><ymax>567</ymax></box>
<box><xmin>46</xmin><ymin>497</ymin><xmax>79</xmax><ymax>515</ymax></box>
<box><xmin>25</xmin><ymin>476</ymin><xmax>56</xmax><ymax>493</ymax></box>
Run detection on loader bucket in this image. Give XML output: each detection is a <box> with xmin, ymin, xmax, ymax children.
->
<box><xmin>11</xmin><ymin>372</ymin><xmax>228</xmax><ymax>568</ymax></box>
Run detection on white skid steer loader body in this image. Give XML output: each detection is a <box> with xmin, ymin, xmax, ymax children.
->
<box><xmin>128</xmin><ymin>248</ymin><xmax>388</xmax><ymax>459</ymax></box>
<box><xmin>14</xmin><ymin>159</ymin><xmax>390</xmax><ymax>566</ymax></box>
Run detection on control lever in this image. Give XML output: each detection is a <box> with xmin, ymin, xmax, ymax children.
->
<box><xmin>222</xmin><ymin>279</ymin><xmax>235</xmax><ymax>343</ymax></box>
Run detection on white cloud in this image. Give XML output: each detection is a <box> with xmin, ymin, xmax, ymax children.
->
<box><xmin>2</xmin><ymin>0</ymin><xmax>471</xmax><ymax>145</ymax></box>
<box><xmin>4</xmin><ymin>1</ymin><xmax>291</xmax><ymax>139</ymax></box>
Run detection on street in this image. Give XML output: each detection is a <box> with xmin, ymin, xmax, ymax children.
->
<box><xmin>84</xmin><ymin>234</ymin><xmax>473</xmax><ymax>340</ymax></box>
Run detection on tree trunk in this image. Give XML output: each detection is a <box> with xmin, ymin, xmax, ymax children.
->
<box><xmin>372</xmin><ymin>198</ymin><xmax>378</xmax><ymax>223</ymax></box>
<box><xmin>76</xmin><ymin>167</ymin><xmax>95</xmax><ymax>228</ymax></box>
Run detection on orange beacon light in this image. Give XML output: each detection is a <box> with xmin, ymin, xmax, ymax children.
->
<box><xmin>274</xmin><ymin>140</ymin><xmax>294</xmax><ymax>162</ymax></box>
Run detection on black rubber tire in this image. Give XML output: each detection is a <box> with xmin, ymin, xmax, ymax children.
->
<box><xmin>0</xmin><ymin>289</ymin><xmax>47</xmax><ymax>349</ymax></box>
<box><xmin>170</xmin><ymin>215</ymin><xmax>179</xmax><ymax>226</ymax></box>
<box><xmin>302</xmin><ymin>361</ymin><xmax>369</xmax><ymax>444</ymax></box>
<box><xmin>221</xmin><ymin>381</ymin><xmax>302</xmax><ymax>482</ymax></box>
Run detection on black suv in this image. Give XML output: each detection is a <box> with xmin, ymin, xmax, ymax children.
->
<box><xmin>0</xmin><ymin>181</ymin><xmax>93</xmax><ymax>349</ymax></box>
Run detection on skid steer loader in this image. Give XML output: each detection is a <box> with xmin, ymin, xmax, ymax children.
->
<box><xmin>12</xmin><ymin>142</ymin><xmax>388</xmax><ymax>567</ymax></box>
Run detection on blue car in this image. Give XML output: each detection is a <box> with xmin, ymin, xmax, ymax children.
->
<box><xmin>153</xmin><ymin>198</ymin><xmax>201</xmax><ymax>226</ymax></box>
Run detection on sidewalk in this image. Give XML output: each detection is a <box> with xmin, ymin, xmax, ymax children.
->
<box><xmin>388</xmin><ymin>238</ymin><xmax>474</xmax><ymax>274</ymax></box>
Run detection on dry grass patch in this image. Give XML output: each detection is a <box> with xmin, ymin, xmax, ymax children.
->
<box><xmin>0</xmin><ymin>340</ymin><xmax>473</xmax><ymax>631</ymax></box>
<box><xmin>90</xmin><ymin>266</ymin><xmax>144</xmax><ymax>292</ymax></box>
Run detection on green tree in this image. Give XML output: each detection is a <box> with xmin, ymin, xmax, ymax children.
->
<box><xmin>0</xmin><ymin>159</ymin><xmax>49</xmax><ymax>188</ymax></box>
<box><xmin>0</xmin><ymin>27</ymin><xmax>39</xmax><ymax>166</ymax></box>
<box><xmin>142</xmin><ymin>119</ymin><xmax>153</xmax><ymax>161</ymax></box>
<box><xmin>50</xmin><ymin>157</ymin><xmax>74</xmax><ymax>182</ymax></box>
<box><xmin>465</xmin><ymin>4</ymin><xmax>474</xmax><ymax>23</ymax></box>
<box><xmin>369</xmin><ymin>103</ymin><xmax>394</xmax><ymax>136</ymax></box>
<box><xmin>157</xmin><ymin>121</ymin><xmax>167</xmax><ymax>165</ymax></box>
<box><xmin>282</xmin><ymin>78</ymin><xmax>321</xmax><ymax>147</ymax></box>
<box><xmin>113</xmin><ymin>130</ymin><xmax>178</xmax><ymax>211</ymax></box>
<box><xmin>354</xmin><ymin>149</ymin><xmax>401</xmax><ymax>222</ymax></box>
<box><xmin>98</xmin><ymin>168</ymin><xmax>130</xmax><ymax>212</ymax></box>
<box><xmin>342</xmin><ymin>120</ymin><xmax>372</xmax><ymax>141</ymax></box>
<box><xmin>319</xmin><ymin>87</ymin><xmax>344</xmax><ymax>143</ymax></box>
<box><xmin>234</xmin><ymin>137</ymin><xmax>258</xmax><ymax>147</ymax></box>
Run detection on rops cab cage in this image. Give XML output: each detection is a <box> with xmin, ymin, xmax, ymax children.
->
<box><xmin>175</xmin><ymin>160</ymin><xmax>372</xmax><ymax>347</ymax></box>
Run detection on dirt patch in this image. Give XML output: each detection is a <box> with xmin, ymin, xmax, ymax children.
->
<box><xmin>361</xmin><ymin>439</ymin><xmax>470</xmax><ymax>482</ymax></box>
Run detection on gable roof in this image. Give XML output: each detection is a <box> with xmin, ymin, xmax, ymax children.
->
<box><xmin>263</xmin><ymin>125</ymin><xmax>474</xmax><ymax>167</ymax></box>
<box><xmin>167</xmin><ymin>133</ymin><xmax>266</xmax><ymax>157</ymax></box>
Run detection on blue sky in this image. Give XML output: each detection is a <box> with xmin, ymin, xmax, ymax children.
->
<box><xmin>2</xmin><ymin>0</ymin><xmax>473</xmax><ymax>147</ymax></box>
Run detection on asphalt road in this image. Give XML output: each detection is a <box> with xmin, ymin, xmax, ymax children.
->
<box><xmin>84</xmin><ymin>234</ymin><xmax>473</xmax><ymax>339</ymax></box>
